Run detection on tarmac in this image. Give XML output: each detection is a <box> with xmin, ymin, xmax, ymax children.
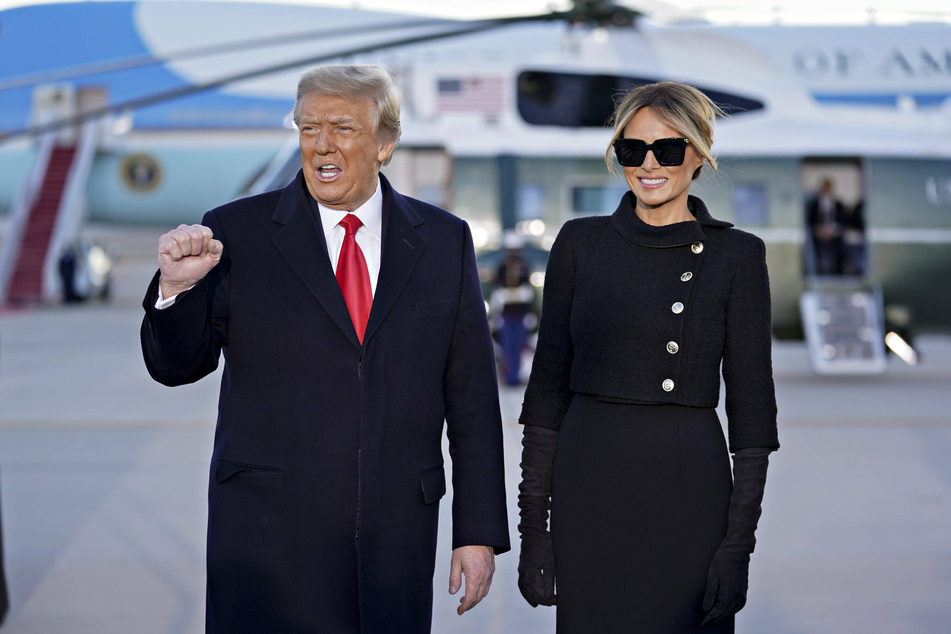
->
<box><xmin>0</xmin><ymin>223</ymin><xmax>949</xmax><ymax>633</ymax></box>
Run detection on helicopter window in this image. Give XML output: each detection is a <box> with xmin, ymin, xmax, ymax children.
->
<box><xmin>517</xmin><ymin>70</ymin><xmax>764</xmax><ymax>128</ymax></box>
<box><xmin>733</xmin><ymin>183</ymin><xmax>769</xmax><ymax>225</ymax></box>
<box><xmin>570</xmin><ymin>184</ymin><xmax>631</xmax><ymax>215</ymax></box>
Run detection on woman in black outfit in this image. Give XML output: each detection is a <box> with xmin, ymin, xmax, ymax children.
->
<box><xmin>516</xmin><ymin>81</ymin><xmax>779</xmax><ymax>633</ymax></box>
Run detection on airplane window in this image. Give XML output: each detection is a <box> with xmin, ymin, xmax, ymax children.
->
<box><xmin>517</xmin><ymin>70</ymin><xmax>764</xmax><ymax>128</ymax></box>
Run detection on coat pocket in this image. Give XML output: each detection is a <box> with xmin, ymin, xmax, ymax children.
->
<box><xmin>214</xmin><ymin>458</ymin><xmax>284</xmax><ymax>483</ymax></box>
<box><xmin>414</xmin><ymin>298</ymin><xmax>454</xmax><ymax>319</ymax></box>
<box><xmin>419</xmin><ymin>465</ymin><xmax>446</xmax><ymax>504</ymax></box>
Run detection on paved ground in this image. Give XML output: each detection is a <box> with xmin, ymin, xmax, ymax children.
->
<box><xmin>0</xmin><ymin>224</ymin><xmax>949</xmax><ymax>633</ymax></box>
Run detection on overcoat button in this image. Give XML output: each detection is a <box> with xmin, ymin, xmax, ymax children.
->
<box><xmin>681</xmin><ymin>272</ymin><xmax>693</xmax><ymax>282</ymax></box>
<box><xmin>662</xmin><ymin>379</ymin><xmax>675</xmax><ymax>392</ymax></box>
<box><xmin>667</xmin><ymin>341</ymin><xmax>679</xmax><ymax>354</ymax></box>
<box><xmin>672</xmin><ymin>302</ymin><xmax>684</xmax><ymax>314</ymax></box>
<box><xmin>691</xmin><ymin>242</ymin><xmax>704</xmax><ymax>254</ymax></box>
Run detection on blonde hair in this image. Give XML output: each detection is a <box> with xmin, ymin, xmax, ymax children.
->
<box><xmin>293</xmin><ymin>65</ymin><xmax>401</xmax><ymax>166</ymax></box>
<box><xmin>605</xmin><ymin>81</ymin><xmax>726</xmax><ymax>179</ymax></box>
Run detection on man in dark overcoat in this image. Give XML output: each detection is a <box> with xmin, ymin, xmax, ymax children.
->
<box><xmin>806</xmin><ymin>178</ymin><xmax>847</xmax><ymax>275</ymax></box>
<box><xmin>140</xmin><ymin>65</ymin><xmax>509</xmax><ymax>633</ymax></box>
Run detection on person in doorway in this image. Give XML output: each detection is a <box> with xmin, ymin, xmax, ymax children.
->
<box><xmin>841</xmin><ymin>199</ymin><xmax>866</xmax><ymax>276</ymax></box>
<box><xmin>141</xmin><ymin>64</ymin><xmax>509</xmax><ymax>633</ymax></box>
<box><xmin>807</xmin><ymin>178</ymin><xmax>846</xmax><ymax>275</ymax></box>
<box><xmin>516</xmin><ymin>80</ymin><xmax>779</xmax><ymax>633</ymax></box>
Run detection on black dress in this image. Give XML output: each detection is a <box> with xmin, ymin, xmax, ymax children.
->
<box><xmin>519</xmin><ymin>194</ymin><xmax>779</xmax><ymax>633</ymax></box>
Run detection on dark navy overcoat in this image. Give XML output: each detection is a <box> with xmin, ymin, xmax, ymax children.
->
<box><xmin>141</xmin><ymin>172</ymin><xmax>510</xmax><ymax>633</ymax></box>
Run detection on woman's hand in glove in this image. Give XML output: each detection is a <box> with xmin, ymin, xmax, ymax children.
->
<box><xmin>701</xmin><ymin>446</ymin><xmax>772</xmax><ymax>628</ymax></box>
<box><xmin>517</xmin><ymin>424</ymin><xmax>560</xmax><ymax>608</ymax></box>
<box><xmin>701</xmin><ymin>549</ymin><xmax>748</xmax><ymax>626</ymax></box>
<box><xmin>518</xmin><ymin>532</ymin><xmax>557</xmax><ymax>607</ymax></box>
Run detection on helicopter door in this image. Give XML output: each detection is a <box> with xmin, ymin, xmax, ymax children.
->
<box><xmin>799</xmin><ymin>159</ymin><xmax>886</xmax><ymax>374</ymax></box>
<box><xmin>801</xmin><ymin>159</ymin><xmax>866</xmax><ymax>278</ymax></box>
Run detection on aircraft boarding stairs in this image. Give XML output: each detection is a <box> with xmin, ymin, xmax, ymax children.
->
<box><xmin>0</xmin><ymin>124</ymin><xmax>98</xmax><ymax>304</ymax></box>
<box><xmin>5</xmin><ymin>145</ymin><xmax>76</xmax><ymax>300</ymax></box>
<box><xmin>800</xmin><ymin>280</ymin><xmax>888</xmax><ymax>374</ymax></box>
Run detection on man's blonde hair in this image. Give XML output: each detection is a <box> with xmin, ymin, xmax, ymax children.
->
<box><xmin>293</xmin><ymin>65</ymin><xmax>401</xmax><ymax>166</ymax></box>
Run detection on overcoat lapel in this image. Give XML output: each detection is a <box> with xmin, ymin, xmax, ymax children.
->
<box><xmin>363</xmin><ymin>174</ymin><xmax>426</xmax><ymax>344</ymax></box>
<box><xmin>271</xmin><ymin>173</ymin><xmax>362</xmax><ymax>349</ymax></box>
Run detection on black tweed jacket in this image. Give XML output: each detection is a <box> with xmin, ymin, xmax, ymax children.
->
<box><xmin>519</xmin><ymin>193</ymin><xmax>779</xmax><ymax>452</ymax></box>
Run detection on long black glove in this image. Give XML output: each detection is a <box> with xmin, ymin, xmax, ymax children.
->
<box><xmin>517</xmin><ymin>424</ymin><xmax>559</xmax><ymax>607</ymax></box>
<box><xmin>701</xmin><ymin>447</ymin><xmax>772</xmax><ymax>628</ymax></box>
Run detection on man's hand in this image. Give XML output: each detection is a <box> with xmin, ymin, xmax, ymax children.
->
<box><xmin>158</xmin><ymin>224</ymin><xmax>223</xmax><ymax>299</ymax></box>
<box><xmin>448</xmin><ymin>545</ymin><xmax>495</xmax><ymax>616</ymax></box>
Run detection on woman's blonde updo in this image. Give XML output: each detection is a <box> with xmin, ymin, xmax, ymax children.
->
<box><xmin>605</xmin><ymin>81</ymin><xmax>726</xmax><ymax>180</ymax></box>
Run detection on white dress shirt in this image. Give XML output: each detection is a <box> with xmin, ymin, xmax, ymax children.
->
<box><xmin>156</xmin><ymin>177</ymin><xmax>384</xmax><ymax>308</ymax></box>
<box><xmin>317</xmin><ymin>178</ymin><xmax>383</xmax><ymax>296</ymax></box>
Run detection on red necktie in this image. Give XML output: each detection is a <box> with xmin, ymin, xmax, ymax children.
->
<box><xmin>336</xmin><ymin>214</ymin><xmax>373</xmax><ymax>343</ymax></box>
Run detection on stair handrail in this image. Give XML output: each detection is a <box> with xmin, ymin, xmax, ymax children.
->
<box><xmin>43</xmin><ymin>118</ymin><xmax>102</xmax><ymax>300</ymax></box>
<box><xmin>0</xmin><ymin>131</ymin><xmax>58</xmax><ymax>302</ymax></box>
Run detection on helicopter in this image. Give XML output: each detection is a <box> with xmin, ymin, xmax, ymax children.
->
<box><xmin>0</xmin><ymin>0</ymin><xmax>949</xmax><ymax>368</ymax></box>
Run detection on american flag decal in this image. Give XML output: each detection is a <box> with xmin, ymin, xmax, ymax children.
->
<box><xmin>436</xmin><ymin>77</ymin><xmax>506</xmax><ymax>115</ymax></box>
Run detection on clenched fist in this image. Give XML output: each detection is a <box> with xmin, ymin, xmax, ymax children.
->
<box><xmin>158</xmin><ymin>224</ymin><xmax>223</xmax><ymax>299</ymax></box>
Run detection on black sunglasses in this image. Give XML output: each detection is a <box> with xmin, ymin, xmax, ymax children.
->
<box><xmin>613</xmin><ymin>137</ymin><xmax>691</xmax><ymax>167</ymax></box>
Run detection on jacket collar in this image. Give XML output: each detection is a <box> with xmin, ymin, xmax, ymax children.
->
<box><xmin>610</xmin><ymin>192</ymin><xmax>733</xmax><ymax>248</ymax></box>
<box><xmin>363</xmin><ymin>172</ymin><xmax>426</xmax><ymax>344</ymax></box>
<box><xmin>270</xmin><ymin>170</ymin><xmax>425</xmax><ymax>349</ymax></box>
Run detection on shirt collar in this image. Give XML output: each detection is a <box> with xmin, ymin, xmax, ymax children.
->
<box><xmin>316</xmin><ymin>177</ymin><xmax>384</xmax><ymax>241</ymax></box>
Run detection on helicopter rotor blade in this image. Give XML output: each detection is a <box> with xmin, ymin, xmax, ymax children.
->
<box><xmin>0</xmin><ymin>11</ymin><xmax>561</xmax><ymax>144</ymax></box>
<box><xmin>0</xmin><ymin>17</ymin><xmax>456</xmax><ymax>94</ymax></box>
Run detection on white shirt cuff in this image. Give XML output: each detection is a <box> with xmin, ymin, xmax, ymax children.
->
<box><xmin>155</xmin><ymin>285</ymin><xmax>194</xmax><ymax>310</ymax></box>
